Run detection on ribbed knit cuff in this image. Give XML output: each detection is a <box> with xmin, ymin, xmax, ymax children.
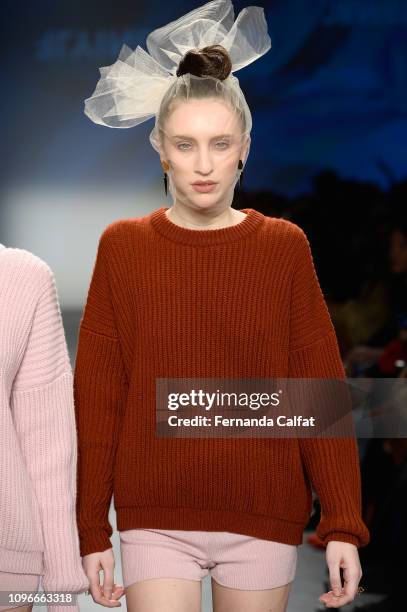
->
<box><xmin>44</xmin><ymin>585</ymin><xmax>89</xmax><ymax>612</ymax></box>
<box><xmin>12</xmin><ymin>372</ymin><xmax>91</xmax><ymax>592</ymax></box>
<box><xmin>79</xmin><ymin>529</ymin><xmax>113</xmax><ymax>557</ymax></box>
<box><xmin>321</xmin><ymin>532</ymin><xmax>361</xmax><ymax>547</ymax></box>
<box><xmin>41</xmin><ymin>584</ymin><xmax>88</xmax><ymax>612</ymax></box>
<box><xmin>41</xmin><ymin>567</ymin><xmax>89</xmax><ymax>596</ymax></box>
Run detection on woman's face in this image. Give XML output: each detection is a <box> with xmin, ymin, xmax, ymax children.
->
<box><xmin>159</xmin><ymin>98</ymin><xmax>250</xmax><ymax>211</ymax></box>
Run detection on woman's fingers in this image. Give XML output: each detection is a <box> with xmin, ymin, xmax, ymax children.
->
<box><xmin>88</xmin><ymin>571</ymin><xmax>109</xmax><ymax>606</ymax></box>
<box><xmin>101</xmin><ymin>562</ymin><xmax>115</xmax><ymax>600</ymax></box>
<box><xmin>319</xmin><ymin>588</ymin><xmax>350</xmax><ymax>608</ymax></box>
<box><xmin>83</xmin><ymin>549</ymin><xmax>124</xmax><ymax>607</ymax></box>
<box><xmin>318</xmin><ymin>541</ymin><xmax>363</xmax><ymax>608</ymax></box>
<box><xmin>105</xmin><ymin>583</ymin><xmax>126</xmax><ymax>603</ymax></box>
<box><xmin>90</xmin><ymin>580</ymin><xmax>123</xmax><ymax>607</ymax></box>
<box><xmin>327</xmin><ymin>558</ymin><xmax>342</xmax><ymax>598</ymax></box>
<box><xmin>99</xmin><ymin>550</ymin><xmax>124</xmax><ymax>605</ymax></box>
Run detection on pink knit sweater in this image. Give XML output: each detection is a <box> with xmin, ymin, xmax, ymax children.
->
<box><xmin>0</xmin><ymin>243</ymin><xmax>89</xmax><ymax>611</ymax></box>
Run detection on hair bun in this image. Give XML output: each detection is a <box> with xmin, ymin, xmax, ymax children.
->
<box><xmin>176</xmin><ymin>44</ymin><xmax>232</xmax><ymax>80</ymax></box>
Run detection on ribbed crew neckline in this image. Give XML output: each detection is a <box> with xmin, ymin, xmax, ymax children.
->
<box><xmin>150</xmin><ymin>206</ymin><xmax>265</xmax><ymax>246</ymax></box>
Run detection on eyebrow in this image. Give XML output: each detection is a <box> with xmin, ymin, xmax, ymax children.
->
<box><xmin>171</xmin><ymin>134</ymin><xmax>234</xmax><ymax>140</ymax></box>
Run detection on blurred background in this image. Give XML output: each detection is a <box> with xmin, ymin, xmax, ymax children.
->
<box><xmin>1</xmin><ymin>0</ymin><xmax>406</xmax><ymax>610</ymax></box>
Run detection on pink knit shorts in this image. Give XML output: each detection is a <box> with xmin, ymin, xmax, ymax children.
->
<box><xmin>0</xmin><ymin>572</ymin><xmax>40</xmax><ymax>611</ymax></box>
<box><xmin>119</xmin><ymin>529</ymin><xmax>298</xmax><ymax>591</ymax></box>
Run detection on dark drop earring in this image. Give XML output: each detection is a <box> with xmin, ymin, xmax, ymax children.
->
<box><xmin>161</xmin><ymin>160</ymin><xmax>169</xmax><ymax>196</ymax></box>
<box><xmin>238</xmin><ymin>159</ymin><xmax>244</xmax><ymax>189</ymax></box>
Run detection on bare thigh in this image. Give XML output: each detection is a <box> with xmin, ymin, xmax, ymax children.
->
<box><xmin>125</xmin><ymin>577</ymin><xmax>202</xmax><ymax>612</ymax></box>
<box><xmin>211</xmin><ymin>577</ymin><xmax>293</xmax><ymax>612</ymax></box>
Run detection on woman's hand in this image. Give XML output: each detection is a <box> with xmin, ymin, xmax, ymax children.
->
<box><xmin>82</xmin><ymin>548</ymin><xmax>125</xmax><ymax>607</ymax></box>
<box><xmin>318</xmin><ymin>541</ymin><xmax>363</xmax><ymax>608</ymax></box>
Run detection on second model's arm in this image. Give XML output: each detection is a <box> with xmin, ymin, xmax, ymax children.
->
<box><xmin>10</xmin><ymin>262</ymin><xmax>89</xmax><ymax>612</ymax></box>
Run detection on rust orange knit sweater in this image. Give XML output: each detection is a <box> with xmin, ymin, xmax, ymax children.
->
<box><xmin>73</xmin><ymin>206</ymin><xmax>370</xmax><ymax>557</ymax></box>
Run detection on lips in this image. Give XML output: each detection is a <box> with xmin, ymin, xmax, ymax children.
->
<box><xmin>192</xmin><ymin>182</ymin><xmax>217</xmax><ymax>193</ymax></box>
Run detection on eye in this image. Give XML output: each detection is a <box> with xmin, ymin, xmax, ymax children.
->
<box><xmin>176</xmin><ymin>141</ymin><xmax>230</xmax><ymax>151</ymax></box>
<box><xmin>177</xmin><ymin>143</ymin><xmax>191</xmax><ymax>151</ymax></box>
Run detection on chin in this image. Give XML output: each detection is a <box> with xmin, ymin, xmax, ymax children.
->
<box><xmin>190</xmin><ymin>195</ymin><xmax>219</xmax><ymax>206</ymax></box>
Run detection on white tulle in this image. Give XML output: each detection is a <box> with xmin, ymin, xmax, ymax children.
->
<box><xmin>83</xmin><ymin>0</ymin><xmax>271</xmax><ymax>136</ymax></box>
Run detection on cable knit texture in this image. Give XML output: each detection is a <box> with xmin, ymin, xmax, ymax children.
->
<box><xmin>74</xmin><ymin>207</ymin><xmax>370</xmax><ymax>558</ymax></box>
<box><xmin>0</xmin><ymin>243</ymin><xmax>89</xmax><ymax>611</ymax></box>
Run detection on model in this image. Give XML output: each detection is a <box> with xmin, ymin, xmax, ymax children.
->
<box><xmin>0</xmin><ymin>242</ymin><xmax>89</xmax><ymax>612</ymax></box>
<box><xmin>74</xmin><ymin>1</ymin><xmax>370</xmax><ymax>611</ymax></box>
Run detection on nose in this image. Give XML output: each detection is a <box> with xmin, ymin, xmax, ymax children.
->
<box><xmin>195</xmin><ymin>148</ymin><xmax>213</xmax><ymax>175</ymax></box>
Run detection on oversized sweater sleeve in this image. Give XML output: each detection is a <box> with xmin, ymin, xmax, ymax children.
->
<box><xmin>74</xmin><ymin>228</ymin><xmax>129</xmax><ymax>557</ymax></box>
<box><xmin>288</xmin><ymin>226</ymin><xmax>370</xmax><ymax>548</ymax></box>
<box><xmin>10</xmin><ymin>264</ymin><xmax>89</xmax><ymax>612</ymax></box>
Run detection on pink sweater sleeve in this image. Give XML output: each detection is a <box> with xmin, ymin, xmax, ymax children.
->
<box><xmin>10</xmin><ymin>264</ymin><xmax>89</xmax><ymax>612</ymax></box>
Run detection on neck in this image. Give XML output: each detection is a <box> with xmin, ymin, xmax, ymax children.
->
<box><xmin>150</xmin><ymin>206</ymin><xmax>264</xmax><ymax>247</ymax></box>
<box><xmin>166</xmin><ymin>204</ymin><xmax>247</xmax><ymax>230</ymax></box>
